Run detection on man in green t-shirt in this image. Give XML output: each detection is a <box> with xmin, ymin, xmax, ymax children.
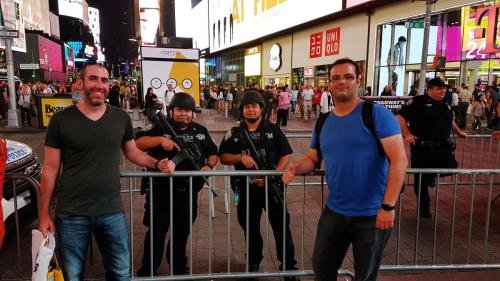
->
<box><xmin>38</xmin><ymin>62</ymin><xmax>175</xmax><ymax>281</ymax></box>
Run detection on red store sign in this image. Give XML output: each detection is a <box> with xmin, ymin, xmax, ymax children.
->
<box><xmin>309</xmin><ymin>27</ymin><xmax>341</xmax><ymax>58</ymax></box>
<box><xmin>325</xmin><ymin>27</ymin><xmax>340</xmax><ymax>56</ymax></box>
<box><xmin>309</xmin><ymin>32</ymin><xmax>323</xmax><ymax>58</ymax></box>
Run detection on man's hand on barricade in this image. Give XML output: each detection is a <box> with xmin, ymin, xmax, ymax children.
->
<box><xmin>39</xmin><ymin>214</ymin><xmax>56</xmax><ymax>237</ymax></box>
<box><xmin>375</xmin><ymin>209</ymin><xmax>395</xmax><ymax>230</ymax></box>
<box><xmin>282</xmin><ymin>163</ymin><xmax>296</xmax><ymax>184</ymax></box>
<box><xmin>157</xmin><ymin>158</ymin><xmax>175</xmax><ymax>174</ymax></box>
<box><xmin>160</xmin><ymin>137</ymin><xmax>180</xmax><ymax>152</ymax></box>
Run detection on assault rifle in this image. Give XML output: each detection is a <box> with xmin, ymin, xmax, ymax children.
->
<box><xmin>144</xmin><ymin>108</ymin><xmax>216</xmax><ymax>196</ymax></box>
<box><xmin>238</xmin><ymin>123</ymin><xmax>284</xmax><ymax>206</ymax></box>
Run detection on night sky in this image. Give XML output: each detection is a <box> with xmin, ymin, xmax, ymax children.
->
<box><xmin>87</xmin><ymin>0</ymin><xmax>135</xmax><ymax>64</ymax></box>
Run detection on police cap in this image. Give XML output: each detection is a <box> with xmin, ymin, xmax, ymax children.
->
<box><xmin>239</xmin><ymin>90</ymin><xmax>265</xmax><ymax>109</ymax></box>
<box><xmin>170</xmin><ymin>92</ymin><xmax>196</xmax><ymax>111</ymax></box>
<box><xmin>427</xmin><ymin>77</ymin><xmax>446</xmax><ymax>89</ymax></box>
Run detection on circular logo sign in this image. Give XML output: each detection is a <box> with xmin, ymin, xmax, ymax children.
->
<box><xmin>269</xmin><ymin>43</ymin><xmax>282</xmax><ymax>71</ymax></box>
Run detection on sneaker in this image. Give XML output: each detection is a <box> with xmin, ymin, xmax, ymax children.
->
<box><xmin>420</xmin><ymin>209</ymin><xmax>432</xmax><ymax>219</ymax></box>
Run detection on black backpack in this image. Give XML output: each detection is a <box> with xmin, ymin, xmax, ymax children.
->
<box><xmin>314</xmin><ymin>100</ymin><xmax>384</xmax><ymax>169</ymax></box>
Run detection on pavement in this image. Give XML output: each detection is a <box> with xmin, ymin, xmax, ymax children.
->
<box><xmin>1</xmin><ymin>107</ymin><xmax>499</xmax><ymax>280</ymax></box>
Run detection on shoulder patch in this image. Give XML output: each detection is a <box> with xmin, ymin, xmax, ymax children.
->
<box><xmin>405</xmin><ymin>98</ymin><xmax>414</xmax><ymax>106</ymax></box>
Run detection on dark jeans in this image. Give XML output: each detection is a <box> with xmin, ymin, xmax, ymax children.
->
<box><xmin>138</xmin><ymin>184</ymin><xmax>199</xmax><ymax>276</ymax></box>
<box><xmin>20</xmin><ymin>106</ymin><xmax>31</xmax><ymax>125</ymax></box>
<box><xmin>56</xmin><ymin>212</ymin><xmax>130</xmax><ymax>281</ymax></box>
<box><xmin>235</xmin><ymin>182</ymin><xmax>297</xmax><ymax>270</ymax></box>
<box><xmin>312</xmin><ymin>207</ymin><xmax>391</xmax><ymax>281</ymax></box>
<box><xmin>276</xmin><ymin>108</ymin><xmax>289</xmax><ymax>126</ymax></box>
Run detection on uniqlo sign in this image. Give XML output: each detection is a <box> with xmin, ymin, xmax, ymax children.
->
<box><xmin>325</xmin><ymin>27</ymin><xmax>340</xmax><ymax>56</ymax></box>
<box><xmin>309</xmin><ymin>32</ymin><xmax>323</xmax><ymax>58</ymax></box>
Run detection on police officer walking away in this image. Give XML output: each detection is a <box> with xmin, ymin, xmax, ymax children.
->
<box><xmin>136</xmin><ymin>92</ymin><xmax>218</xmax><ymax>276</ymax></box>
<box><xmin>219</xmin><ymin>90</ymin><xmax>299</xmax><ymax>281</ymax></box>
<box><xmin>397</xmin><ymin>78</ymin><xmax>466</xmax><ymax>218</ymax></box>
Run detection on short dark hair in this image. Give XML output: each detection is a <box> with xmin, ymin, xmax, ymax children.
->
<box><xmin>329</xmin><ymin>58</ymin><xmax>361</xmax><ymax>79</ymax></box>
<box><xmin>78</xmin><ymin>60</ymin><xmax>108</xmax><ymax>79</ymax></box>
<box><xmin>426</xmin><ymin>77</ymin><xmax>446</xmax><ymax>89</ymax></box>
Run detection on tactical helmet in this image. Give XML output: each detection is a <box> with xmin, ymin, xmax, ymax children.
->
<box><xmin>239</xmin><ymin>90</ymin><xmax>265</xmax><ymax>109</ymax></box>
<box><xmin>169</xmin><ymin>92</ymin><xmax>196</xmax><ymax>111</ymax></box>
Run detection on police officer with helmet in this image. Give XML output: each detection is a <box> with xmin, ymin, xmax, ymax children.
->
<box><xmin>397</xmin><ymin>78</ymin><xmax>466</xmax><ymax>219</ymax></box>
<box><xmin>136</xmin><ymin>92</ymin><xmax>218</xmax><ymax>276</ymax></box>
<box><xmin>219</xmin><ymin>90</ymin><xmax>299</xmax><ymax>281</ymax></box>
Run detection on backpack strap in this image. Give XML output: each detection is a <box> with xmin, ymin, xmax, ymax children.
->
<box><xmin>362</xmin><ymin>100</ymin><xmax>385</xmax><ymax>156</ymax></box>
<box><xmin>314</xmin><ymin>112</ymin><xmax>330</xmax><ymax>170</ymax></box>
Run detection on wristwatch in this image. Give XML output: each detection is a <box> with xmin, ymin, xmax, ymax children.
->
<box><xmin>381</xmin><ymin>203</ymin><xmax>395</xmax><ymax>211</ymax></box>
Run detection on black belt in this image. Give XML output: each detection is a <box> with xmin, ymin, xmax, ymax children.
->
<box><xmin>415</xmin><ymin>139</ymin><xmax>451</xmax><ymax>147</ymax></box>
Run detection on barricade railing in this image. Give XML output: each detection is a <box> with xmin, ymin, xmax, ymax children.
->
<box><xmin>117</xmin><ymin>168</ymin><xmax>500</xmax><ymax>280</ymax></box>
<box><xmin>2</xmin><ymin>168</ymin><xmax>499</xmax><ymax>280</ymax></box>
<box><xmin>0</xmin><ymin>173</ymin><xmax>40</xmax><ymax>281</ymax></box>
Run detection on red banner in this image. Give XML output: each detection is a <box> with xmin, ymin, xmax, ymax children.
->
<box><xmin>309</xmin><ymin>32</ymin><xmax>323</xmax><ymax>58</ymax></box>
<box><xmin>325</xmin><ymin>27</ymin><xmax>340</xmax><ymax>56</ymax></box>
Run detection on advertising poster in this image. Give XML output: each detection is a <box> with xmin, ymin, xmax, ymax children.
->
<box><xmin>39</xmin><ymin>97</ymin><xmax>73</xmax><ymax>128</ymax></box>
<box><xmin>363</xmin><ymin>96</ymin><xmax>412</xmax><ymax>114</ymax></box>
<box><xmin>209</xmin><ymin>0</ymin><xmax>342</xmax><ymax>53</ymax></box>
<box><xmin>141</xmin><ymin>47</ymin><xmax>200</xmax><ymax>106</ymax></box>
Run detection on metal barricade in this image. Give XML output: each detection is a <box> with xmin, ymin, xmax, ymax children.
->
<box><xmin>2</xmin><ymin>168</ymin><xmax>499</xmax><ymax>280</ymax></box>
<box><xmin>0</xmin><ymin>174</ymin><xmax>40</xmax><ymax>281</ymax></box>
<box><xmin>117</xmin><ymin>169</ymin><xmax>499</xmax><ymax>280</ymax></box>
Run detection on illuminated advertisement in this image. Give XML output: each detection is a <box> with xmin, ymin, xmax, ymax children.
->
<box><xmin>346</xmin><ymin>0</ymin><xmax>372</xmax><ymax>8</ymax></box>
<box><xmin>141</xmin><ymin>47</ymin><xmax>200</xmax><ymax>105</ymax></box>
<box><xmin>0</xmin><ymin>0</ymin><xmax>27</xmax><ymax>53</ymax></box>
<box><xmin>461</xmin><ymin>5</ymin><xmax>500</xmax><ymax>60</ymax></box>
<box><xmin>244</xmin><ymin>46</ymin><xmax>261</xmax><ymax>76</ymax></box>
<box><xmin>209</xmin><ymin>0</ymin><xmax>342</xmax><ymax>52</ymax></box>
<box><xmin>139</xmin><ymin>0</ymin><xmax>160</xmax><ymax>46</ymax></box>
<box><xmin>40</xmin><ymin>97</ymin><xmax>73</xmax><ymax>127</ymax></box>
<box><xmin>38</xmin><ymin>36</ymin><xmax>63</xmax><ymax>73</ymax></box>
<box><xmin>64</xmin><ymin>44</ymin><xmax>75</xmax><ymax>73</ymax></box>
<box><xmin>23</xmin><ymin>0</ymin><xmax>50</xmax><ymax>34</ymax></box>
<box><xmin>58</xmin><ymin>0</ymin><xmax>88</xmax><ymax>23</ymax></box>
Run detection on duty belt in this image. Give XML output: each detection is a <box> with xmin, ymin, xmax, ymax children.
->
<box><xmin>415</xmin><ymin>139</ymin><xmax>451</xmax><ymax>147</ymax></box>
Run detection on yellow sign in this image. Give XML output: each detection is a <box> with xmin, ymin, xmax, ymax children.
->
<box><xmin>40</xmin><ymin>97</ymin><xmax>73</xmax><ymax>127</ymax></box>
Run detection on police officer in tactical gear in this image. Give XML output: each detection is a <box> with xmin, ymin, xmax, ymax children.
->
<box><xmin>219</xmin><ymin>90</ymin><xmax>299</xmax><ymax>281</ymax></box>
<box><xmin>136</xmin><ymin>92</ymin><xmax>218</xmax><ymax>276</ymax></box>
<box><xmin>397</xmin><ymin>78</ymin><xmax>466</xmax><ymax>219</ymax></box>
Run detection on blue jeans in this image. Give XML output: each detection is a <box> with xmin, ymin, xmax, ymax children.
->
<box><xmin>312</xmin><ymin>207</ymin><xmax>391</xmax><ymax>281</ymax></box>
<box><xmin>56</xmin><ymin>212</ymin><xmax>131</xmax><ymax>281</ymax></box>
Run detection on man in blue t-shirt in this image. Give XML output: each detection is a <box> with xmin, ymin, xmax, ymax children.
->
<box><xmin>283</xmin><ymin>58</ymin><xmax>407</xmax><ymax>281</ymax></box>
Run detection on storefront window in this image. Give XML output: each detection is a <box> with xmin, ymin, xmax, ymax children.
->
<box><xmin>379</xmin><ymin>24</ymin><xmax>392</xmax><ymax>67</ymax></box>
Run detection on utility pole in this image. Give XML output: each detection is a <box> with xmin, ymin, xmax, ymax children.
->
<box><xmin>5</xmin><ymin>37</ymin><xmax>18</xmax><ymax>127</ymax></box>
<box><xmin>0</xmin><ymin>1</ymin><xmax>20</xmax><ymax>127</ymax></box>
<box><xmin>413</xmin><ymin>0</ymin><xmax>438</xmax><ymax>95</ymax></box>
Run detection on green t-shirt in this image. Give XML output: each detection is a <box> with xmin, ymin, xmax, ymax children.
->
<box><xmin>45</xmin><ymin>105</ymin><xmax>134</xmax><ymax>216</ymax></box>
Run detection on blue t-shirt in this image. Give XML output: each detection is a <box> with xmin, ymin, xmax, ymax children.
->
<box><xmin>310</xmin><ymin>102</ymin><xmax>401</xmax><ymax>216</ymax></box>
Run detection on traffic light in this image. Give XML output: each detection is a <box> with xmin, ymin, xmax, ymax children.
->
<box><xmin>432</xmin><ymin>55</ymin><xmax>446</xmax><ymax>70</ymax></box>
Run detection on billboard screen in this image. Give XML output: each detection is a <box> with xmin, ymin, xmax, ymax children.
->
<box><xmin>139</xmin><ymin>0</ymin><xmax>160</xmax><ymax>46</ymax></box>
<box><xmin>209</xmin><ymin>0</ymin><xmax>342</xmax><ymax>53</ymax></box>
<box><xmin>58</xmin><ymin>0</ymin><xmax>84</xmax><ymax>21</ymax></box>
<box><xmin>38</xmin><ymin>36</ymin><xmax>63</xmax><ymax>72</ymax></box>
